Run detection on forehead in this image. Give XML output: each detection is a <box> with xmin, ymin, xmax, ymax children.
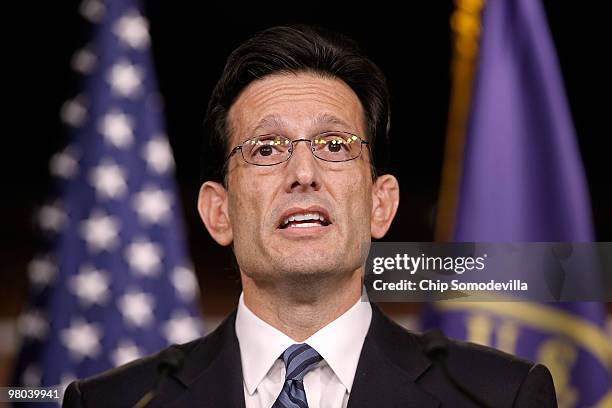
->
<box><xmin>227</xmin><ymin>72</ymin><xmax>366</xmax><ymax>143</ymax></box>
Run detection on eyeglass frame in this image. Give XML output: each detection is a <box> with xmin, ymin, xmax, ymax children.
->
<box><xmin>225</xmin><ymin>131</ymin><xmax>371</xmax><ymax>167</ymax></box>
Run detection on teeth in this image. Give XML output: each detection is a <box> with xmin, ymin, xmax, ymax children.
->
<box><xmin>289</xmin><ymin>222</ymin><xmax>321</xmax><ymax>228</ymax></box>
<box><xmin>282</xmin><ymin>212</ymin><xmax>327</xmax><ymax>226</ymax></box>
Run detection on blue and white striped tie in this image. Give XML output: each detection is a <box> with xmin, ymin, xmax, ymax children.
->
<box><xmin>272</xmin><ymin>343</ymin><xmax>323</xmax><ymax>408</ymax></box>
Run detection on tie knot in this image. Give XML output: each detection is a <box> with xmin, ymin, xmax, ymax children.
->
<box><xmin>280</xmin><ymin>344</ymin><xmax>323</xmax><ymax>381</ymax></box>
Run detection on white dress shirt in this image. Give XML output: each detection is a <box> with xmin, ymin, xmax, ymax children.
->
<box><xmin>235</xmin><ymin>293</ymin><xmax>372</xmax><ymax>408</ymax></box>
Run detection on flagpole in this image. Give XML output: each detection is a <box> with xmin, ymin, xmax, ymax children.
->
<box><xmin>435</xmin><ymin>0</ymin><xmax>484</xmax><ymax>241</ymax></box>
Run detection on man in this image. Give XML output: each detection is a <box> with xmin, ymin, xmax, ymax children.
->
<box><xmin>64</xmin><ymin>25</ymin><xmax>557</xmax><ymax>407</ymax></box>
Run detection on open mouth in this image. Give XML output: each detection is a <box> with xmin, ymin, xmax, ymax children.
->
<box><xmin>278</xmin><ymin>212</ymin><xmax>331</xmax><ymax>229</ymax></box>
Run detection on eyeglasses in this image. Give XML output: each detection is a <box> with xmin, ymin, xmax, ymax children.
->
<box><xmin>226</xmin><ymin>131</ymin><xmax>370</xmax><ymax>167</ymax></box>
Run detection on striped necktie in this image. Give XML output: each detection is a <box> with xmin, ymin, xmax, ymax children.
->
<box><xmin>272</xmin><ymin>343</ymin><xmax>323</xmax><ymax>408</ymax></box>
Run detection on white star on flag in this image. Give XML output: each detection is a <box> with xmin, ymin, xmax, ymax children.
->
<box><xmin>27</xmin><ymin>255</ymin><xmax>57</xmax><ymax>288</ymax></box>
<box><xmin>22</xmin><ymin>364</ymin><xmax>41</xmax><ymax>387</ymax></box>
<box><xmin>132</xmin><ymin>186</ymin><xmax>172</xmax><ymax>225</ymax></box>
<box><xmin>50</xmin><ymin>144</ymin><xmax>80</xmax><ymax>179</ymax></box>
<box><xmin>117</xmin><ymin>291</ymin><xmax>155</xmax><ymax>327</ymax></box>
<box><xmin>60</xmin><ymin>96</ymin><xmax>88</xmax><ymax>127</ymax></box>
<box><xmin>171</xmin><ymin>266</ymin><xmax>198</xmax><ymax>302</ymax></box>
<box><xmin>142</xmin><ymin>136</ymin><xmax>175</xmax><ymax>174</ymax></box>
<box><xmin>18</xmin><ymin>310</ymin><xmax>48</xmax><ymax>340</ymax></box>
<box><xmin>98</xmin><ymin>111</ymin><xmax>134</xmax><ymax>148</ymax></box>
<box><xmin>107</xmin><ymin>61</ymin><xmax>143</xmax><ymax>98</ymax></box>
<box><xmin>69</xmin><ymin>265</ymin><xmax>111</xmax><ymax>306</ymax></box>
<box><xmin>38</xmin><ymin>200</ymin><xmax>67</xmax><ymax>232</ymax></box>
<box><xmin>60</xmin><ymin>319</ymin><xmax>103</xmax><ymax>361</ymax></box>
<box><xmin>161</xmin><ymin>311</ymin><xmax>201</xmax><ymax>345</ymax></box>
<box><xmin>113</xmin><ymin>11</ymin><xmax>150</xmax><ymax>49</ymax></box>
<box><xmin>79</xmin><ymin>0</ymin><xmax>105</xmax><ymax>22</ymax></box>
<box><xmin>71</xmin><ymin>46</ymin><xmax>97</xmax><ymax>74</ymax></box>
<box><xmin>89</xmin><ymin>159</ymin><xmax>128</xmax><ymax>199</ymax></box>
<box><xmin>125</xmin><ymin>239</ymin><xmax>163</xmax><ymax>276</ymax></box>
<box><xmin>80</xmin><ymin>210</ymin><xmax>120</xmax><ymax>252</ymax></box>
<box><xmin>110</xmin><ymin>340</ymin><xmax>142</xmax><ymax>367</ymax></box>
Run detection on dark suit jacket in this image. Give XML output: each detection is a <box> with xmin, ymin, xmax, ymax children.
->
<box><xmin>63</xmin><ymin>304</ymin><xmax>556</xmax><ymax>407</ymax></box>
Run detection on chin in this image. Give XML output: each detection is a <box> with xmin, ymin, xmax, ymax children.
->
<box><xmin>274</xmin><ymin>254</ymin><xmax>356</xmax><ymax>280</ymax></box>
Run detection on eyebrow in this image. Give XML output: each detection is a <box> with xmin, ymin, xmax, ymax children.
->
<box><xmin>251</xmin><ymin>115</ymin><xmax>288</xmax><ymax>135</ymax></box>
<box><xmin>311</xmin><ymin>113</ymin><xmax>353</xmax><ymax>130</ymax></box>
<box><xmin>250</xmin><ymin>113</ymin><xmax>354</xmax><ymax>136</ymax></box>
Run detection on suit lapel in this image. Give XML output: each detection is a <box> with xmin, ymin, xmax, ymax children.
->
<box><xmin>160</xmin><ymin>304</ymin><xmax>439</xmax><ymax>408</ymax></box>
<box><xmin>166</xmin><ymin>311</ymin><xmax>246</xmax><ymax>408</ymax></box>
<box><xmin>348</xmin><ymin>304</ymin><xmax>440</xmax><ymax>408</ymax></box>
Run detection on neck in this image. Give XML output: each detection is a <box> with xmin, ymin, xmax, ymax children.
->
<box><xmin>241</xmin><ymin>269</ymin><xmax>363</xmax><ymax>342</ymax></box>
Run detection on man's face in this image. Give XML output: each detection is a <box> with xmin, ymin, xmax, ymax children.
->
<box><xmin>221</xmin><ymin>72</ymin><xmax>376</xmax><ymax>283</ymax></box>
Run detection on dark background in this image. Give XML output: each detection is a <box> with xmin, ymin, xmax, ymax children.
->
<box><xmin>3</xmin><ymin>1</ymin><xmax>610</xmax><ymax>323</ymax></box>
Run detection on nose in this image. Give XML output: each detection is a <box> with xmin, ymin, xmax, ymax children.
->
<box><xmin>284</xmin><ymin>140</ymin><xmax>321</xmax><ymax>192</ymax></box>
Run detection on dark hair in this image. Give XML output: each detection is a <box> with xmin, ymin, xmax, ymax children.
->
<box><xmin>202</xmin><ymin>24</ymin><xmax>391</xmax><ymax>184</ymax></box>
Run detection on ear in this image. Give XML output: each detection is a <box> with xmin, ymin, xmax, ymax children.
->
<box><xmin>197</xmin><ymin>181</ymin><xmax>233</xmax><ymax>246</ymax></box>
<box><xmin>371</xmin><ymin>174</ymin><xmax>400</xmax><ymax>239</ymax></box>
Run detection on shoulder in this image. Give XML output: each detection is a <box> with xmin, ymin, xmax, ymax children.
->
<box><xmin>371</xmin><ymin>304</ymin><xmax>536</xmax><ymax>377</ymax></box>
<box><xmin>444</xmin><ymin>335</ymin><xmax>536</xmax><ymax>377</ymax></box>
<box><xmin>437</xmin><ymin>337</ymin><xmax>555</xmax><ymax>407</ymax></box>
<box><xmin>63</xmin><ymin>339</ymin><xmax>201</xmax><ymax>408</ymax></box>
<box><xmin>368</xmin><ymin>305</ymin><xmax>556</xmax><ymax>407</ymax></box>
<box><xmin>63</xmin><ymin>311</ymin><xmax>237</xmax><ymax>408</ymax></box>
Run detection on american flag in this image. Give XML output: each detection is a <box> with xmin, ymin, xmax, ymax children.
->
<box><xmin>12</xmin><ymin>0</ymin><xmax>203</xmax><ymax>399</ymax></box>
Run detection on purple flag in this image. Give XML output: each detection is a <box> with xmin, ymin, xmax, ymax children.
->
<box><xmin>424</xmin><ymin>0</ymin><xmax>612</xmax><ymax>406</ymax></box>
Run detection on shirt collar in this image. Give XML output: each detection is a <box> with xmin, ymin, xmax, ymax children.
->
<box><xmin>303</xmin><ymin>297</ymin><xmax>372</xmax><ymax>392</ymax></box>
<box><xmin>235</xmin><ymin>292</ymin><xmax>372</xmax><ymax>395</ymax></box>
<box><xmin>235</xmin><ymin>293</ymin><xmax>295</xmax><ymax>395</ymax></box>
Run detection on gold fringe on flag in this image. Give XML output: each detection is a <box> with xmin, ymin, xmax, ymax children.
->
<box><xmin>435</xmin><ymin>0</ymin><xmax>485</xmax><ymax>241</ymax></box>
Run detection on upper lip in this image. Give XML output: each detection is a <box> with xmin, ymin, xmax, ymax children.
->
<box><xmin>277</xmin><ymin>205</ymin><xmax>333</xmax><ymax>228</ymax></box>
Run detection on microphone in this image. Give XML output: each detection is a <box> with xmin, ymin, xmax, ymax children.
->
<box><xmin>132</xmin><ymin>346</ymin><xmax>185</xmax><ymax>408</ymax></box>
<box><xmin>422</xmin><ymin>330</ymin><xmax>492</xmax><ymax>408</ymax></box>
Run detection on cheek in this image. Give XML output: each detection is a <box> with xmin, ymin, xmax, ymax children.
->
<box><xmin>342</xmin><ymin>172</ymin><xmax>373</xmax><ymax>230</ymax></box>
<box><xmin>227</xmin><ymin>184</ymin><xmax>256</xmax><ymax>236</ymax></box>
<box><xmin>227</xmin><ymin>175</ymin><xmax>271</xmax><ymax>235</ymax></box>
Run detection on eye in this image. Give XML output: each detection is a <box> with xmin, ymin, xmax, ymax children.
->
<box><xmin>257</xmin><ymin>145</ymin><xmax>274</xmax><ymax>156</ymax></box>
<box><xmin>316</xmin><ymin>136</ymin><xmax>349</xmax><ymax>154</ymax></box>
<box><xmin>312</xmin><ymin>133</ymin><xmax>361</xmax><ymax>161</ymax></box>
<box><xmin>245</xmin><ymin>136</ymin><xmax>290</xmax><ymax>160</ymax></box>
<box><xmin>326</xmin><ymin>139</ymin><xmax>344</xmax><ymax>153</ymax></box>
